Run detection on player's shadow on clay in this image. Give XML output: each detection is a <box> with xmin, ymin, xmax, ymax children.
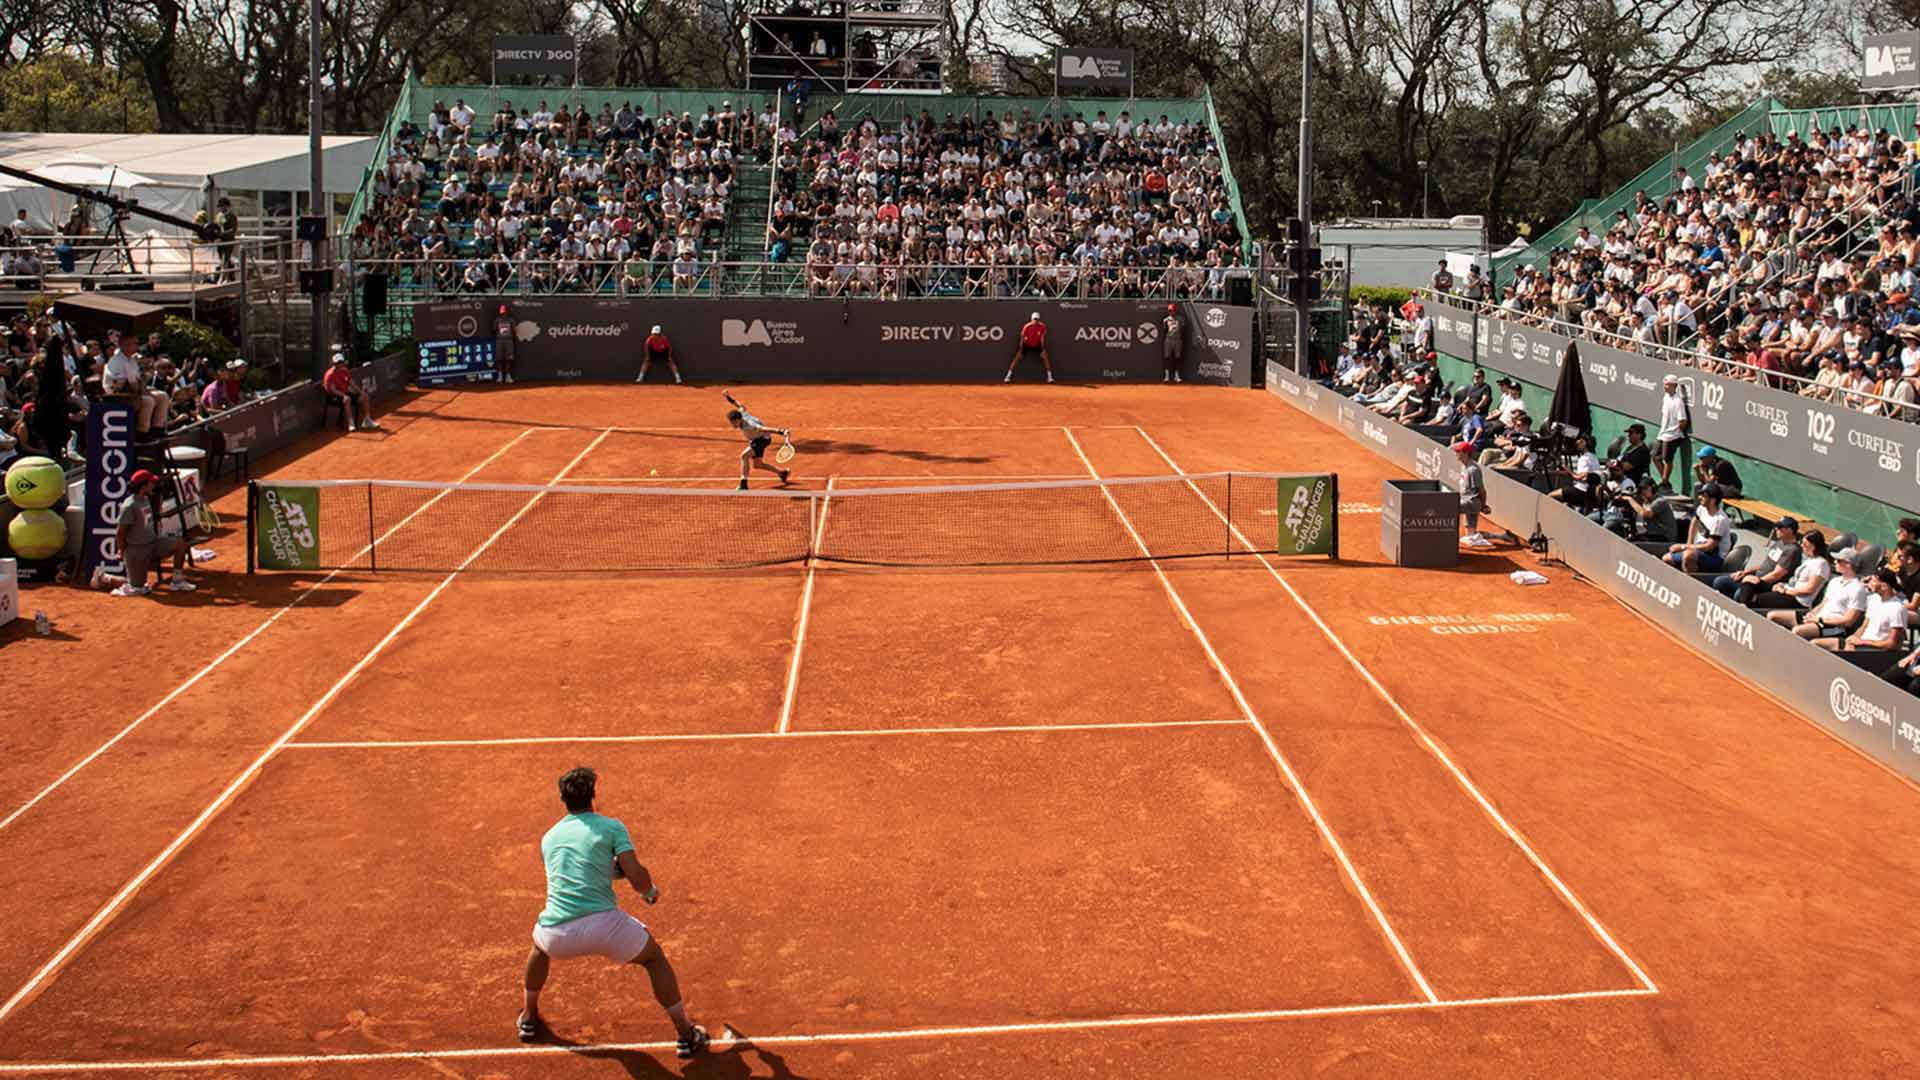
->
<box><xmin>802</xmin><ymin>438</ymin><xmax>992</xmax><ymax>465</ymax></box>
<box><xmin>550</xmin><ymin>1027</ymin><xmax>812</xmax><ymax>1078</ymax></box>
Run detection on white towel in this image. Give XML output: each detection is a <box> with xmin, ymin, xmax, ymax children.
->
<box><xmin>1509</xmin><ymin>570</ymin><xmax>1549</xmax><ymax>586</ymax></box>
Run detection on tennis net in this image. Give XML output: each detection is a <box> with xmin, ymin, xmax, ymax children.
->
<box><xmin>246</xmin><ymin>472</ymin><xmax>1339</xmax><ymax>573</ymax></box>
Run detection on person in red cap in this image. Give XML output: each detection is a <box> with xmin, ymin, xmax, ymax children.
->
<box><xmin>1161</xmin><ymin>303</ymin><xmax>1185</xmax><ymax>383</ymax></box>
<box><xmin>1005</xmin><ymin>312</ymin><xmax>1053</xmax><ymax>384</ymax></box>
<box><xmin>1454</xmin><ymin>440</ymin><xmax>1491</xmax><ymax>549</ymax></box>
<box><xmin>89</xmin><ymin>470</ymin><xmax>195</xmax><ymax>596</ymax></box>
<box><xmin>637</xmin><ymin>325</ymin><xmax>682</xmax><ymax>385</ymax></box>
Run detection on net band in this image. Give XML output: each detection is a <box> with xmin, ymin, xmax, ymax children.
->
<box><xmin>247</xmin><ymin>472</ymin><xmax>1340</xmax><ymax>573</ymax></box>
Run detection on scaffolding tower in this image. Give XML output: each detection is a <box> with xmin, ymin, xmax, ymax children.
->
<box><xmin>746</xmin><ymin>0</ymin><xmax>947</xmax><ymax>95</ymax></box>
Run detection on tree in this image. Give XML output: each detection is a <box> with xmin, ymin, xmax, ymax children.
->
<box><xmin>0</xmin><ymin>51</ymin><xmax>158</xmax><ymax>131</ymax></box>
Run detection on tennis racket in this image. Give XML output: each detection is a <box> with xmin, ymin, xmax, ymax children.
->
<box><xmin>775</xmin><ymin>433</ymin><xmax>796</xmax><ymax>464</ymax></box>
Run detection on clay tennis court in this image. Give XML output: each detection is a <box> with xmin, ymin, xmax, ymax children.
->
<box><xmin>4</xmin><ymin>382</ymin><xmax>1918</xmax><ymax>1078</ymax></box>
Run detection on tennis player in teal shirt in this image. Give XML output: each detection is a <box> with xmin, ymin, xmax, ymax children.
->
<box><xmin>519</xmin><ymin>767</ymin><xmax>709</xmax><ymax>1058</ymax></box>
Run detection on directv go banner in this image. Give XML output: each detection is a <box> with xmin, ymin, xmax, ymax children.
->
<box><xmin>1264</xmin><ymin>359</ymin><xmax>1920</xmax><ymax>785</ymax></box>
<box><xmin>413</xmin><ymin>298</ymin><xmax>1254</xmax><ymax>387</ymax></box>
<box><xmin>1424</xmin><ymin>299</ymin><xmax>1920</xmax><ymax>515</ymax></box>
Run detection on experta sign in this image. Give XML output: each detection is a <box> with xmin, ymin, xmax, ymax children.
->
<box><xmin>492</xmin><ymin>35</ymin><xmax>578</xmax><ymax>81</ymax></box>
<box><xmin>1863</xmin><ymin>31</ymin><xmax>1920</xmax><ymax>91</ymax></box>
<box><xmin>81</xmin><ymin>400</ymin><xmax>136</xmax><ymax>578</ymax></box>
<box><xmin>1265</xmin><ymin>358</ymin><xmax>1920</xmax><ymax>785</ymax></box>
<box><xmin>1425</xmin><ymin>299</ymin><xmax>1920</xmax><ymax>514</ymax></box>
<box><xmin>412</xmin><ymin>298</ymin><xmax>1253</xmax><ymax>386</ymax></box>
<box><xmin>1053</xmin><ymin>47</ymin><xmax>1136</xmax><ymax>94</ymax></box>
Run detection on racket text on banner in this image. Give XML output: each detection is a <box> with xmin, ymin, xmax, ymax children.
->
<box><xmin>255</xmin><ymin>484</ymin><xmax>323</xmax><ymax>570</ymax></box>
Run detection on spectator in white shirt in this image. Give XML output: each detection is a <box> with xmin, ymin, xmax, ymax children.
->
<box><xmin>1664</xmin><ymin>483</ymin><xmax>1732</xmax><ymax>572</ymax></box>
<box><xmin>1823</xmin><ymin>569</ymin><xmax>1909</xmax><ymax>654</ymax></box>
<box><xmin>1773</xmin><ymin>548</ymin><xmax>1867</xmax><ymax>641</ymax></box>
<box><xmin>1654</xmin><ymin>373</ymin><xmax>1691</xmax><ymax>492</ymax></box>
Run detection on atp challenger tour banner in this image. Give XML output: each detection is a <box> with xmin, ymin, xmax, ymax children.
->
<box><xmin>1266</xmin><ymin>359</ymin><xmax>1920</xmax><ymax>785</ymax></box>
<box><xmin>1424</xmin><ymin>299</ymin><xmax>1920</xmax><ymax>514</ymax></box>
<box><xmin>1276</xmin><ymin>475</ymin><xmax>1336</xmax><ymax>555</ymax></box>
<box><xmin>413</xmin><ymin>298</ymin><xmax>1254</xmax><ymax>387</ymax></box>
<box><xmin>254</xmin><ymin>484</ymin><xmax>322</xmax><ymax>571</ymax></box>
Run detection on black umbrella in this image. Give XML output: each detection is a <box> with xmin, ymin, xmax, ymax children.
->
<box><xmin>1547</xmin><ymin>338</ymin><xmax>1593</xmax><ymax>441</ymax></box>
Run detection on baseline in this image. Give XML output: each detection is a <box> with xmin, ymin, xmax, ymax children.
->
<box><xmin>0</xmin><ymin>429</ymin><xmax>615</xmax><ymax>1026</ymax></box>
<box><xmin>1060</xmin><ymin>427</ymin><xmax>1438</xmax><ymax>1003</ymax></box>
<box><xmin>0</xmin><ymin>988</ymin><xmax>1659</xmax><ymax>1074</ymax></box>
<box><xmin>1131</xmin><ymin>423</ymin><xmax>1659</xmax><ymax>994</ymax></box>
<box><xmin>286</xmin><ymin>718</ymin><xmax>1250</xmax><ymax>749</ymax></box>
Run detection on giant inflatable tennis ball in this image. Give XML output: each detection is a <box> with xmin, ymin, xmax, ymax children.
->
<box><xmin>4</xmin><ymin>456</ymin><xmax>64</xmax><ymax>510</ymax></box>
<box><xmin>7</xmin><ymin>508</ymin><xmax>67</xmax><ymax>559</ymax></box>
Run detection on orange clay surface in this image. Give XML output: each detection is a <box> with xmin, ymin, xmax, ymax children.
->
<box><xmin>0</xmin><ymin>382</ymin><xmax>1917</xmax><ymax>1079</ymax></box>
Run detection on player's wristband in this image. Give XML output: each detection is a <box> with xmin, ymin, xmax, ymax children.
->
<box><xmin>643</xmin><ymin>886</ymin><xmax>660</xmax><ymax>904</ymax></box>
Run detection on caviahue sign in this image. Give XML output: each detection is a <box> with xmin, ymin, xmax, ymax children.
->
<box><xmin>1266</xmin><ymin>358</ymin><xmax>1920</xmax><ymax>785</ymax></box>
<box><xmin>1425</xmin><ymin>299</ymin><xmax>1920</xmax><ymax>515</ymax></box>
<box><xmin>412</xmin><ymin>298</ymin><xmax>1254</xmax><ymax>387</ymax></box>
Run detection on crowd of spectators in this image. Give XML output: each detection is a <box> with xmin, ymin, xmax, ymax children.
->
<box><xmin>0</xmin><ymin>314</ymin><xmax>251</xmax><ymax>469</ymax></box>
<box><xmin>1437</xmin><ymin>120</ymin><xmax>1920</xmax><ymax>422</ymax></box>
<box><xmin>773</xmin><ymin>106</ymin><xmax>1246</xmax><ymax>298</ymax></box>
<box><xmin>351</xmin><ymin>96</ymin><xmax>758</xmax><ymax>295</ymax></box>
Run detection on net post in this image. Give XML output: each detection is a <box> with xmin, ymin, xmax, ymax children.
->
<box><xmin>1225</xmin><ymin>473</ymin><xmax>1232</xmax><ymax>560</ymax></box>
<box><xmin>245</xmin><ymin>480</ymin><xmax>258</xmax><ymax>575</ymax></box>
<box><xmin>367</xmin><ymin>481</ymin><xmax>378</xmax><ymax>573</ymax></box>
<box><xmin>806</xmin><ymin>491</ymin><xmax>818</xmax><ymax>565</ymax></box>
<box><xmin>1329</xmin><ymin>472</ymin><xmax>1340</xmax><ymax>561</ymax></box>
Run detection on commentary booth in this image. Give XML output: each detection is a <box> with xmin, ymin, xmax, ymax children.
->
<box><xmin>408</xmin><ymin>298</ymin><xmax>1258</xmax><ymax>388</ymax></box>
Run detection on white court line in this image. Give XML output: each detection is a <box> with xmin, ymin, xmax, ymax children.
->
<box><xmin>0</xmin><ymin>427</ymin><xmax>538</xmax><ymax>838</ymax></box>
<box><xmin>569</xmin><ymin>473</ymin><xmax>1087</xmax><ymax>483</ymax></box>
<box><xmin>776</xmin><ymin>476</ymin><xmax>833</xmax><ymax>734</ymax></box>
<box><xmin>587</xmin><ymin>424</ymin><xmax>1146</xmax><ymax>432</ymax></box>
<box><xmin>1130</xmin><ymin>424</ymin><xmax>1659</xmax><ymax>994</ymax></box>
<box><xmin>0</xmin><ymin>429</ymin><xmax>616</xmax><ymax>1027</ymax></box>
<box><xmin>285</xmin><ymin>719</ymin><xmax>1250</xmax><ymax>750</ymax></box>
<box><xmin>1061</xmin><ymin>428</ymin><xmax>1438</xmax><ymax>1004</ymax></box>
<box><xmin>0</xmin><ymin>987</ymin><xmax>1659</xmax><ymax>1073</ymax></box>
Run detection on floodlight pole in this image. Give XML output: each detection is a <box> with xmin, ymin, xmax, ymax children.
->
<box><xmin>1295</xmin><ymin>0</ymin><xmax>1314</xmax><ymax>375</ymax></box>
<box><xmin>309</xmin><ymin>0</ymin><xmax>330</xmax><ymax>380</ymax></box>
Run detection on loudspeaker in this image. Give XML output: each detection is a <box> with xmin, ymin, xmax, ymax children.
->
<box><xmin>296</xmin><ymin>215</ymin><xmax>327</xmax><ymax>243</ymax></box>
<box><xmin>299</xmin><ymin>268</ymin><xmax>334</xmax><ymax>295</ymax></box>
<box><xmin>1228</xmin><ymin>277</ymin><xmax>1252</xmax><ymax>306</ymax></box>
<box><xmin>362</xmin><ymin>272</ymin><xmax>388</xmax><ymax>315</ymax></box>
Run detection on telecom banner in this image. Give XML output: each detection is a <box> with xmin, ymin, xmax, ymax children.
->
<box><xmin>81</xmin><ymin>400</ymin><xmax>136</xmax><ymax>578</ymax></box>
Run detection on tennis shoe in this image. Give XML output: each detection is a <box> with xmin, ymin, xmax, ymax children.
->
<box><xmin>1046</xmin><ymin>372</ymin><xmax>1055</xmax><ymax>383</ymax></box>
<box><xmin>778</xmin><ymin>469</ymin><xmax>791</xmax><ymax>485</ymax></box>
<box><xmin>1163</xmin><ymin>372</ymin><xmax>1170</xmax><ymax>382</ymax></box>
<box><xmin>636</xmin><ymin>374</ymin><xmax>646</xmax><ymax>383</ymax></box>
<box><xmin>111</xmin><ymin>583</ymin><xmax>151</xmax><ymax>597</ymax></box>
<box><xmin>362</xmin><ymin>418</ymin><xmax>382</xmax><ymax>430</ymax></box>
<box><xmin>1003</xmin><ymin>372</ymin><xmax>1012</xmax><ymax>383</ymax></box>
<box><xmin>674</xmin><ymin>373</ymin><xmax>683</xmax><ymax>384</ymax></box>
<box><xmin>516</xmin><ymin>1012</ymin><xmax>542</xmax><ymax>1043</ymax></box>
<box><xmin>677</xmin><ymin>1026</ymin><xmax>710</xmax><ymax>1059</ymax></box>
<box><xmin>1174</xmin><ymin>372</ymin><xmax>1182</xmax><ymax>383</ymax></box>
<box><xmin>737</xmin><ymin>480</ymin><xmax>748</xmax><ymax>491</ymax></box>
<box><xmin>90</xmin><ymin>566</ymin><xmax>110</xmax><ymax>590</ymax></box>
<box><xmin>168</xmin><ymin>577</ymin><xmax>197</xmax><ymax>592</ymax></box>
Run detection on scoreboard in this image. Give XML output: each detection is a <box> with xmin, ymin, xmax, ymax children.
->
<box><xmin>417</xmin><ymin>337</ymin><xmax>498</xmax><ymax>386</ymax></box>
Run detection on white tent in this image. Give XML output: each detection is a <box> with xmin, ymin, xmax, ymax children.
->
<box><xmin>0</xmin><ymin>152</ymin><xmax>198</xmax><ymax>234</ymax></box>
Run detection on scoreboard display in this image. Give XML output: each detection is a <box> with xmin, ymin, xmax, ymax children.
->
<box><xmin>417</xmin><ymin>337</ymin><xmax>498</xmax><ymax>386</ymax></box>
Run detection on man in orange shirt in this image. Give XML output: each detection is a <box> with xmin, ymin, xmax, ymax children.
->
<box><xmin>638</xmin><ymin>324</ymin><xmax>683</xmax><ymax>384</ymax></box>
<box><xmin>1005</xmin><ymin>311</ymin><xmax>1054</xmax><ymax>384</ymax></box>
<box><xmin>322</xmin><ymin>351</ymin><xmax>380</xmax><ymax>431</ymax></box>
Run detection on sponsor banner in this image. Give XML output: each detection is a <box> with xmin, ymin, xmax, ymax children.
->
<box><xmin>1365</xmin><ymin>612</ymin><xmax>1575</xmax><ymax>635</ymax></box>
<box><xmin>1264</xmin><ymin>359</ymin><xmax>1920</xmax><ymax>784</ymax></box>
<box><xmin>1275</xmin><ymin>474</ymin><xmax>1335</xmax><ymax>555</ymax></box>
<box><xmin>1426</xmin><ymin>300</ymin><xmax>1920</xmax><ymax>515</ymax></box>
<box><xmin>492</xmin><ymin>34</ymin><xmax>577</xmax><ymax>79</ymax></box>
<box><xmin>1863</xmin><ymin>31</ymin><xmax>1920</xmax><ymax>91</ymax></box>
<box><xmin>0</xmin><ymin>558</ymin><xmax>16</xmax><ymax>623</ymax></box>
<box><xmin>81</xmin><ymin>401</ymin><xmax>137</xmax><ymax>577</ymax></box>
<box><xmin>1054</xmin><ymin>47</ymin><xmax>1135</xmax><ymax>93</ymax></box>
<box><xmin>255</xmin><ymin>484</ymin><xmax>322</xmax><ymax>571</ymax></box>
<box><xmin>412</xmin><ymin>298</ymin><xmax>1252</xmax><ymax>387</ymax></box>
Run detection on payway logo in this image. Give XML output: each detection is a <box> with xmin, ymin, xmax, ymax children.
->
<box><xmin>1830</xmin><ymin>677</ymin><xmax>1895</xmax><ymax>730</ymax></box>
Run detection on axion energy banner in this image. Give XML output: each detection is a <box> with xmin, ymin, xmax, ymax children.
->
<box><xmin>255</xmin><ymin>484</ymin><xmax>322</xmax><ymax>571</ymax></box>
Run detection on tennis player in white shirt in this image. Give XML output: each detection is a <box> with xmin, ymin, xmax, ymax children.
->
<box><xmin>724</xmin><ymin>393</ymin><xmax>792</xmax><ymax>490</ymax></box>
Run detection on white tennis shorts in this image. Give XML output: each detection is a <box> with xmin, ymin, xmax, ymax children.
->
<box><xmin>531</xmin><ymin>909</ymin><xmax>651</xmax><ymax>964</ymax></box>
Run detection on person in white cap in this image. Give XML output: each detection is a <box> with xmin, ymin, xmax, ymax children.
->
<box><xmin>1006</xmin><ymin>311</ymin><xmax>1054</xmax><ymax>384</ymax></box>
<box><xmin>638</xmin><ymin>324</ymin><xmax>683</xmax><ymax>384</ymax></box>
<box><xmin>1654</xmin><ymin>372</ymin><xmax>1691</xmax><ymax>493</ymax></box>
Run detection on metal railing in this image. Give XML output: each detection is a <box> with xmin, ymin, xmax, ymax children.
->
<box><xmin>1419</xmin><ymin>287</ymin><xmax>1918</xmax><ymax>418</ymax></box>
<box><xmin>351</xmin><ymin>255</ymin><xmax>1249</xmax><ymax>302</ymax></box>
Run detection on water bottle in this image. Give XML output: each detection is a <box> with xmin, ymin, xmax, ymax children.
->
<box><xmin>34</xmin><ymin>611</ymin><xmax>50</xmax><ymax>636</ymax></box>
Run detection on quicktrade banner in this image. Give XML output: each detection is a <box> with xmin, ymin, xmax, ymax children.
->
<box><xmin>412</xmin><ymin>298</ymin><xmax>1254</xmax><ymax>387</ymax></box>
<box><xmin>1266</xmin><ymin>359</ymin><xmax>1920</xmax><ymax>784</ymax></box>
<box><xmin>81</xmin><ymin>400</ymin><xmax>137</xmax><ymax>578</ymax></box>
<box><xmin>255</xmin><ymin>484</ymin><xmax>322</xmax><ymax>571</ymax></box>
<box><xmin>1425</xmin><ymin>300</ymin><xmax>1920</xmax><ymax>514</ymax></box>
<box><xmin>1275</xmin><ymin>474</ymin><xmax>1336</xmax><ymax>555</ymax></box>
